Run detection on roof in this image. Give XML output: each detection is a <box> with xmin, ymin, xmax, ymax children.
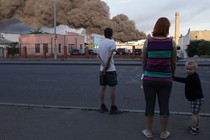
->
<box><xmin>0</xmin><ymin>37</ymin><xmax>14</xmax><ymax>44</ymax></box>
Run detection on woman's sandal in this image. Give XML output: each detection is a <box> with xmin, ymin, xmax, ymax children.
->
<box><xmin>160</xmin><ymin>131</ymin><xmax>171</xmax><ymax>139</ymax></box>
<box><xmin>142</xmin><ymin>129</ymin><xmax>154</xmax><ymax>139</ymax></box>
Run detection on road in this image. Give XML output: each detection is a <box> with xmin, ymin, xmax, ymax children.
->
<box><xmin>0</xmin><ymin>64</ymin><xmax>209</xmax><ymax>115</ymax></box>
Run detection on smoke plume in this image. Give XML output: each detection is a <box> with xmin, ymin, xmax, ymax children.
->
<box><xmin>0</xmin><ymin>0</ymin><xmax>146</xmax><ymax>42</ymax></box>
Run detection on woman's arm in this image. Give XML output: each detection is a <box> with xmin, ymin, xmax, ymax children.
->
<box><xmin>173</xmin><ymin>76</ymin><xmax>186</xmax><ymax>83</ymax></box>
<box><xmin>142</xmin><ymin>39</ymin><xmax>148</xmax><ymax>73</ymax></box>
<box><xmin>171</xmin><ymin>40</ymin><xmax>177</xmax><ymax>75</ymax></box>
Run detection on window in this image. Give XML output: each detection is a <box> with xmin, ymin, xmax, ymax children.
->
<box><xmin>68</xmin><ymin>44</ymin><xmax>75</xmax><ymax>53</ymax></box>
<box><xmin>80</xmin><ymin>44</ymin><xmax>83</xmax><ymax>49</ymax></box>
<box><xmin>58</xmin><ymin>44</ymin><xmax>61</xmax><ymax>53</ymax></box>
<box><xmin>35</xmin><ymin>44</ymin><xmax>40</xmax><ymax>53</ymax></box>
<box><xmin>43</xmin><ymin>43</ymin><xmax>48</xmax><ymax>53</ymax></box>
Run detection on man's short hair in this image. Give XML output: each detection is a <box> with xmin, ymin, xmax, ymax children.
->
<box><xmin>104</xmin><ymin>27</ymin><xmax>113</xmax><ymax>38</ymax></box>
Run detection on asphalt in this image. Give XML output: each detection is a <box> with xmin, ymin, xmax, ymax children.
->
<box><xmin>0</xmin><ymin>57</ymin><xmax>210</xmax><ymax>140</ymax></box>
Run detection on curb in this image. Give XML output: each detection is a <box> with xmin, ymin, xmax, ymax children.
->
<box><xmin>0</xmin><ymin>102</ymin><xmax>210</xmax><ymax>117</ymax></box>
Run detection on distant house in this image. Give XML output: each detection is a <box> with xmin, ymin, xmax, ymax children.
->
<box><xmin>19</xmin><ymin>32</ymin><xmax>85</xmax><ymax>57</ymax></box>
<box><xmin>0</xmin><ymin>33</ymin><xmax>20</xmax><ymax>42</ymax></box>
<box><xmin>0</xmin><ymin>37</ymin><xmax>14</xmax><ymax>58</ymax></box>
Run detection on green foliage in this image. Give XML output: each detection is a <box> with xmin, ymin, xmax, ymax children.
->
<box><xmin>87</xmin><ymin>44</ymin><xmax>96</xmax><ymax>48</ymax></box>
<box><xmin>30</xmin><ymin>28</ymin><xmax>43</xmax><ymax>34</ymax></box>
<box><xmin>198</xmin><ymin>41</ymin><xmax>210</xmax><ymax>55</ymax></box>
<box><xmin>186</xmin><ymin>40</ymin><xmax>210</xmax><ymax>57</ymax></box>
<box><xmin>8</xmin><ymin>42</ymin><xmax>19</xmax><ymax>56</ymax></box>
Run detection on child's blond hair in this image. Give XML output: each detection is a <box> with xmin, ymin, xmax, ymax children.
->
<box><xmin>185</xmin><ymin>60</ymin><xmax>198</xmax><ymax>70</ymax></box>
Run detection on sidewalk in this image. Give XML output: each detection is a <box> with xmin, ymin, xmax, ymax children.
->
<box><xmin>0</xmin><ymin>105</ymin><xmax>209</xmax><ymax>140</ymax></box>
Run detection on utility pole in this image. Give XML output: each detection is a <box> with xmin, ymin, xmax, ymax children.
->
<box><xmin>54</xmin><ymin>0</ymin><xmax>57</xmax><ymax>59</ymax></box>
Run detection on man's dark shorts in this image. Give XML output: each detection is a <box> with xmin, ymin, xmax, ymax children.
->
<box><xmin>100</xmin><ymin>71</ymin><xmax>118</xmax><ymax>87</ymax></box>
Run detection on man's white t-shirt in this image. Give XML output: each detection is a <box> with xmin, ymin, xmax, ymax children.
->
<box><xmin>98</xmin><ymin>38</ymin><xmax>116</xmax><ymax>72</ymax></box>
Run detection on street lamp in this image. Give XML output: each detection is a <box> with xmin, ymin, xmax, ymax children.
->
<box><xmin>54</xmin><ymin>0</ymin><xmax>57</xmax><ymax>59</ymax></box>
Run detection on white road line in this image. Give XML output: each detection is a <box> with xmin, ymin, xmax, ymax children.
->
<box><xmin>0</xmin><ymin>102</ymin><xmax>210</xmax><ymax>117</ymax></box>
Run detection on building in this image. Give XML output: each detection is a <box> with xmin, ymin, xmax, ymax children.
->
<box><xmin>178</xmin><ymin>29</ymin><xmax>210</xmax><ymax>58</ymax></box>
<box><xmin>85</xmin><ymin>34</ymin><xmax>104</xmax><ymax>47</ymax></box>
<box><xmin>0</xmin><ymin>33</ymin><xmax>20</xmax><ymax>42</ymax></box>
<box><xmin>116</xmin><ymin>39</ymin><xmax>145</xmax><ymax>53</ymax></box>
<box><xmin>0</xmin><ymin>36</ymin><xmax>14</xmax><ymax>58</ymax></box>
<box><xmin>190</xmin><ymin>30</ymin><xmax>210</xmax><ymax>41</ymax></box>
<box><xmin>19</xmin><ymin>32</ymin><xmax>85</xmax><ymax>57</ymax></box>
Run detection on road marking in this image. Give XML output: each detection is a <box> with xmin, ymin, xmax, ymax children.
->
<box><xmin>37</xmin><ymin>79</ymin><xmax>58</xmax><ymax>82</ymax></box>
<box><xmin>0</xmin><ymin>102</ymin><xmax>210</xmax><ymax>117</ymax></box>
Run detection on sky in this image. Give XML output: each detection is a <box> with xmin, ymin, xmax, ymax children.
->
<box><xmin>0</xmin><ymin>0</ymin><xmax>210</xmax><ymax>38</ymax></box>
<box><xmin>102</xmin><ymin>0</ymin><xmax>210</xmax><ymax>36</ymax></box>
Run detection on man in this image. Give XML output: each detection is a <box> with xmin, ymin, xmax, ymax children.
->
<box><xmin>97</xmin><ymin>27</ymin><xmax>122</xmax><ymax>114</ymax></box>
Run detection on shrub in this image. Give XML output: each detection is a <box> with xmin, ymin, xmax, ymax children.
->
<box><xmin>186</xmin><ymin>40</ymin><xmax>210</xmax><ymax>57</ymax></box>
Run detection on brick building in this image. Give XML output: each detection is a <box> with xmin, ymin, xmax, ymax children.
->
<box><xmin>19</xmin><ymin>32</ymin><xmax>85</xmax><ymax>57</ymax></box>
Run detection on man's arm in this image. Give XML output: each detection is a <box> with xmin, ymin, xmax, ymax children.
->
<box><xmin>97</xmin><ymin>54</ymin><xmax>105</xmax><ymax>67</ymax></box>
<box><xmin>103</xmin><ymin>49</ymin><xmax>115</xmax><ymax>72</ymax></box>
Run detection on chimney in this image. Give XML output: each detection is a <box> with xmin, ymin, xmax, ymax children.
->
<box><xmin>175</xmin><ymin>12</ymin><xmax>179</xmax><ymax>45</ymax></box>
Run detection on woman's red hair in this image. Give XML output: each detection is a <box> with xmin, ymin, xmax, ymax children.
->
<box><xmin>152</xmin><ymin>17</ymin><xmax>170</xmax><ymax>37</ymax></box>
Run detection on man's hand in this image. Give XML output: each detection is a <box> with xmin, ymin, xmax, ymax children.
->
<box><xmin>102</xmin><ymin>64</ymin><xmax>110</xmax><ymax>75</ymax></box>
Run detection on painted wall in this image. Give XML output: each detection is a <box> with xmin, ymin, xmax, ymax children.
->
<box><xmin>190</xmin><ymin>30</ymin><xmax>210</xmax><ymax>41</ymax></box>
<box><xmin>19</xmin><ymin>33</ymin><xmax>85</xmax><ymax>56</ymax></box>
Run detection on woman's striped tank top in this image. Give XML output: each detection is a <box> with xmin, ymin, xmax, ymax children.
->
<box><xmin>144</xmin><ymin>37</ymin><xmax>173</xmax><ymax>82</ymax></box>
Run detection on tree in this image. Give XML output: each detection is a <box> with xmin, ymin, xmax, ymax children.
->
<box><xmin>198</xmin><ymin>40</ymin><xmax>210</xmax><ymax>56</ymax></box>
<box><xmin>186</xmin><ymin>40</ymin><xmax>210</xmax><ymax>57</ymax></box>
<box><xmin>30</xmin><ymin>28</ymin><xmax>43</xmax><ymax>34</ymax></box>
<box><xmin>8</xmin><ymin>42</ymin><xmax>19</xmax><ymax>58</ymax></box>
<box><xmin>186</xmin><ymin>41</ymin><xmax>198</xmax><ymax>57</ymax></box>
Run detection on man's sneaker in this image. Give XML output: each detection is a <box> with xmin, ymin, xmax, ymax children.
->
<box><xmin>188</xmin><ymin>126</ymin><xmax>199</xmax><ymax>135</ymax></box>
<box><xmin>99</xmin><ymin>104</ymin><xmax>108</xmax><ymax>113</ymax></box>
<box><xmin>109</xmin><ymin>105</ymin><xmax>123</xmax><ymax>115</ymax></box>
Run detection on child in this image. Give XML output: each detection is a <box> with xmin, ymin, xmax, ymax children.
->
<box><xmin>173</xmin><ymin>60</ymin><xmax>204</xmax><ymax>135</ymax></box>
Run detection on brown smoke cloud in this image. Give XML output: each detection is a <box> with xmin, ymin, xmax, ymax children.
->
<box><xmin>0</xmin><ymin>0</ymin><xmax>146</xmax><ymax>42</ymax></box>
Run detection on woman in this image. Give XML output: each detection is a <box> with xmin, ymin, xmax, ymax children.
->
<box><xmin>141</xmin><ymin>17</ymin><xmax>177</xmax><ymax>139</ymax></box>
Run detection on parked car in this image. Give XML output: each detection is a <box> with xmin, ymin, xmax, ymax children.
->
<box><xmin>116</xmin><ymin>48</ymin><xmax>129</xmax><ymax>55</ymax></box>
<box><xmin>134</xmin><ymin>49</ymin><xmax>142</xmax><ymax>55</ymax></box>
<box><xmin>88</xmin><ymin>49</ymin><xmax>94</xmax><ymax>55</ymax></box>
<box><xmin>88</xmin><ymin>49</ymin><xmax>98</xmax><ymax>55</ymax></box>
<box><xmin>70</xmin><ymin>49</ymin><xmax>80</xmax><ymax>55</ymax></box>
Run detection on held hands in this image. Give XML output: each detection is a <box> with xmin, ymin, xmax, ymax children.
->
<box><xmin>141</xmin><ymin>74</ymin><xmax>144</xmax><ymax>80</ymax></box>
<box><xmin>140</xmin><ymin>74</ymin><xmax>144</xmax><ymax>89</ymax></box>
<box><xmin>102</xmin><ymin>63</ymin><xmax>110</xmax><ymax>75</ymax></box>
